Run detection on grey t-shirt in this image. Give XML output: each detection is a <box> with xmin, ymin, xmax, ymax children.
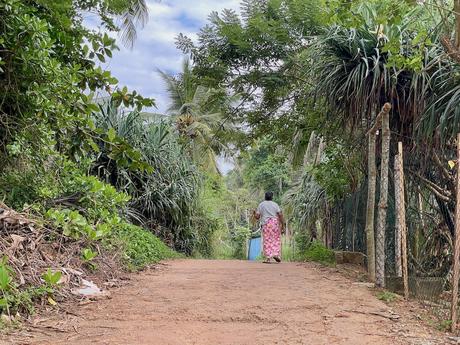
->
<box><xmin>257</xmin><ymin>200</ymin><xmax>281</xmax><ymax>225</ymax></box>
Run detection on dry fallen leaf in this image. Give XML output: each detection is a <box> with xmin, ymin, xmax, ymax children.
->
<box><xmin>47</xmin><ymin>297</ymin><xmax>57</xmax><ymax>306</ymax></box>
<box><xmin>58</xmin><ymin>272</ymin><xmax>70</xmax><ymax>285</ymax></box>
<box><xmin>10</xmin><ymin>234</ymin><xmax>26</xmax><ymax>250</ymax></box>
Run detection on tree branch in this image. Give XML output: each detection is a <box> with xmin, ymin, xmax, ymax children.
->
<box><xmin>408</xmin><ymin>169</ymin><xmax>452</xmax><ymax>202</ymax></box>
<box><xmin>432</xmin><ymin>150</ymin><xmax>454</xmax><ymax>183</ymax></box>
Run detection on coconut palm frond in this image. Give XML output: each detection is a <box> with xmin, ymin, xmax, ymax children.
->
<box><xmin>283</xmin><ymin>172</ymin><xmax>327</xmax><ymax>230</ymax></box>
<box><xmin>119</xmin><ymin>0</ymin><xmax>149</xmax><ymax>49</ymax></box>
<box><xmin>418</xmin><ymin>41</ymin><xmax>460</xmax><ymax>142</ymax></box>
<box><xmin>158</xmin><ymin>69</ymin><xmax>185</xmax><ymax>113</ymax></box>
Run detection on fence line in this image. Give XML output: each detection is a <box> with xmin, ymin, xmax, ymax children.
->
<box><xmin>451</xmin><ymin>133</ymin><xmax>460</xmax><ymax>332</ymax></box>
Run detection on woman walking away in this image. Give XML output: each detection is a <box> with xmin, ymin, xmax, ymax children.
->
<box><xmin>253</xmin><ymin>192</ymin><xmax>285</xmax><ymax>263</ymax></box>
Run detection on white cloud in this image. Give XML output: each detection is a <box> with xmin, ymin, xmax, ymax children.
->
<box><xmin>106</xmin><ymin>0</ymin><xmax>240</xmax><ymax>113</ymax></box>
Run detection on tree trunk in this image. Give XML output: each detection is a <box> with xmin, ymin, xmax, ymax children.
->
<box><xmin>435</xmin><ymin>196</ymin><xmax>455</xmax><ymax>237</ymax></box>
<box><xmin>375</xmin><ymin>105</ymin><xmax>391</xmax><ymax>288</ymax></box>
<box><xmin>396</xmin><ymin>142</ymin><xmax>409</xmax><ymax>299</ymax></box>
<box><xmin>439</xmin><ymin>1</ymin><xmax>460</xmax><ymax>63</ymax></box>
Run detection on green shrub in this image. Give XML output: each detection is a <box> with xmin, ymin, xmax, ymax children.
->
<box><xmin>298</xmin><ymin>241</ymin><xmax>335</xmax><ymax>265</ymax></box>
<box><xmin>294</xmin><ymin>230</ymin><xmax>311</xmax><ymax>254</ymax></box>
<box><xmin>231</xmin><ymin>226</ymin><xmax>251</xmax><ymax>259</ymax></box>
<box><xmin>188</xmin><ymin>209</ymin><xmax>221</xmax><ymax>258</ymax></box>
<box><xmin>45</xmin><ymin>208</ymin><xmax>121</xmax><ymax>240</ymax></box>
<box><xmin>41</xmin><ymin>269</ymin><xmax>62</xmax><ymax>287</ymax></box>
<box><xmin>436</xmin><ymin>319</ymin><xmax>452</xmax><ymax>332</ymax></box>
<box><xmin>281</xmin><ymin>238</ymin><xmax>295</xmax><ymax>262</ymax></box>
<box><xmin>108</xmin><ymin>223</ymin><xmax>178</xmax><ymax>271</ymax></box>
<box><xmin>377</xmin><ymin>291</ymin><xmax>398</xmax><ymax>303</ymax></box>
<box><xmin>81</xmin><ymin>248</ymin><xmax>98</xmax><ymax>262</ymax></box>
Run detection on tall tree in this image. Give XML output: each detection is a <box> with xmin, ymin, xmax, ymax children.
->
<box><xmin>159</xmin><ymin>59</ymin><xmax>235</xmax><ymax>173</ymax></box>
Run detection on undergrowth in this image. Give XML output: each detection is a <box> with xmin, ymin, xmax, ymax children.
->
<box><xmin>0</xmin><ymin>155</ymin><xmax>179</xmax><ymax>321</ymax></box>
<box><xmin>377</xmin><ymin>291</ymin><xmax>398</xmax><ymax>303</ymax></box>
<box><xmin>108</xmin><ymin>223</ymin><xmax>179</xmax><ymax>271</ymax></box>
<box><xmin>281</xmin><ymin>238</ymin><xmax>295</xmax><ymax>262</ymax></box>
<box><xmin>297</xmin><ymin>241</ymin><xmax>336</xmax><ymax>265</ymax></box>
<box><xmin>0</xmin><ymin>257</ymin><xmax>56</xmax><ymax>319</ymax></box>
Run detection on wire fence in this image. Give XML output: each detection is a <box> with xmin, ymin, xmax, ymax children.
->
<box><xmin>320</xmin><ymin>138</ymin><xmax>460</xmax><ymax>329</ymax></box>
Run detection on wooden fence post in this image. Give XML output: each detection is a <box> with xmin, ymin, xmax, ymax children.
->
<box><xmin>451</xmin><ymin>133</ymin><xmax>460</xmax><ymax>332</ymax></box>
<box><xmin>366</xmin><ymin>130</ymin><xmax>377</xmax><ymax>282</ymax></box>
<box><xmin>375</xmin><ymin>104</ymin><xmax>392</xmax><ymax>287</ymax></box>
<box><xmin>394</xmin><ymin>154</ymin><xmax>402</xmax><ymax>278</ymax></box>
<box><xmin>397</xmin><ymin>142</ymin><xmax>409</xmax><ymax>299</ymax></box>
<box><xmin>366</xmin><ymin>103</ymin><xmax>392</xmax><ymax>284</ymax></box>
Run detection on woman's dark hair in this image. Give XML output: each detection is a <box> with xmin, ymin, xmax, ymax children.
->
<box><xmin>265</xmin><ymin>191</ymin><xmax>273</xmax><ymax>201</ymax></box>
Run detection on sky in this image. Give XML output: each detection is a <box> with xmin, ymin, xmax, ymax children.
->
<box><xmin>101</xmin><ymin>1</ymin><xmax>241</xmax><ymax>174</ymax></box>
<box><xmin>107</xmin><ymin>0</ymin><xmax>241</xmax><ymax>114</ymax></box>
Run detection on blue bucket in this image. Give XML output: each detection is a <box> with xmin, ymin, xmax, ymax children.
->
<box><xmin>248</xmin><ymin>236</ymin><xmax>261</xmax><ymax>261</ymax></box>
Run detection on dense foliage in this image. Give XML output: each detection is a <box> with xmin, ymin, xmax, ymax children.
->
<box><xmin>0</xmin><ymin>0</ymin><xmax>223</xmax><ymax>259</ymax></box>
<box><xmin>241</xmin><ymin>138</ymin><xmax>290</xmax><ymax>201</ymax></box>
<box><xmin>6</xmin><ymin>0</ymin><xmax>460</xmax><ymax>322</ymax></box>
<box><xmin>0</xmin><ymin>0</ymin><xmax>234</xmax><ymax>318</ymax></box>
<box><xmin>176</xmin><ymin>0</ymin><xmax>460</xmax><ymax>277</ymax></box>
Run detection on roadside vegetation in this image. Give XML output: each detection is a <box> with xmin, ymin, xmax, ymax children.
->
<box><xmin>0</xmin><ymin>0</ymin><xmax>226</xmax><ymax>321</ymax></box>
<box><xmin>5</xmin><ymin>0</ymin><xmax>460</xmax><ymax>334</ymax></box>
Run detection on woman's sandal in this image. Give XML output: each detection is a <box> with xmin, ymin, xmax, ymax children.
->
<box><xmin>273</xmin><ymin>256</ymin><xmax>281</xmax><ymax>263</ymax></box>
<box><xmin>262</xmin><ymin>259</ymin><xmax>271</xmax><ymax>264</ymax></box>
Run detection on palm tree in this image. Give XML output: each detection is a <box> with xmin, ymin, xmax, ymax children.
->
<box><xmin>283</xmin><ymin>131</ymin><xmax>327</xmax><ymax>243</ymax></box>
<box><xmin>159</xmin><ymin>58</ymin><xmax>235</xmax><ymax>174</ymax></box>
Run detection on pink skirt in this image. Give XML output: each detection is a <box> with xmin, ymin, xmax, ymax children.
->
<box><xmin>262</xmin><ymin>217</ymin><xmax>281</xmax><ymax>258</ymax></box>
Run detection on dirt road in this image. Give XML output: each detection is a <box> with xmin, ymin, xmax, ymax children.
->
<box><xmin>6</xmin><ymin>260</ymin><xmax>443</xmax><ymax>345</ymax></box>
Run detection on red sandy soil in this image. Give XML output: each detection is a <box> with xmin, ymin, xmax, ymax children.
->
<box><xmin>2</xmin><ymin>259</ymin><xmax>452</xmax><ymax>345</ymax></box>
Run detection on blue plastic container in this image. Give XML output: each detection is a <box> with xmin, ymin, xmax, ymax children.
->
<box><xmin>248</xmin><ymin>236</ymin><xmax>261</xmax><ymax>261</ymax></box>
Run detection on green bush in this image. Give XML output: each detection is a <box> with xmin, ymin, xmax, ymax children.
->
<box><xmin>231</xmin><ymin>226</ymin><xmax>251</xmax><ymax>259</ymax></box>
<box><xmin>92</xmin><ymin>106</ymin><xmax>207</xmax><ymax>255</ymax></box>
<box><xmin>376</xmin><ymin>291</ymin><xmax>398</xmax><ymax>303</ymax></box>
<box><xmin>298</xmin><ymin>241</ymin><xmax>335</xmax><ymax>265</ymax></box>
<box><xmin>192</xmin><ymin>220</ymin><xmax>220</xmax><ymax>258</ymax></box>
<box><xmin>281</xmin><ymin>238</ymin><xmax>295</xmax><ymax>262</ymax></box>
<box><xmin>294</xmin><ymin>230</ymin><xmax>311</xmax><ymax>254</ymax></box>
<box><xmin>108</xmin><ymin>223</ymin><xmax>178</xmax><ymax>271</ymax></box>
